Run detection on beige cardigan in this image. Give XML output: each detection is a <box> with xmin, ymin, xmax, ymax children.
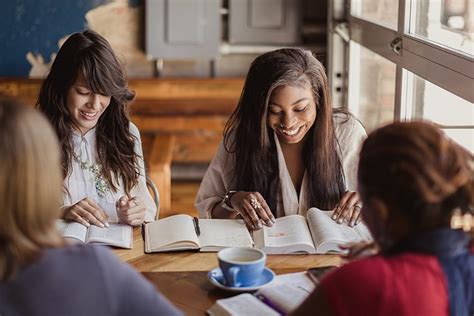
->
<box><xmin>195</xmin><ymin>113</ymin><xmax>367</xmax><ymax>218</ymax></box>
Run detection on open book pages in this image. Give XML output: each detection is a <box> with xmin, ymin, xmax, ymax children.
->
<box><xmin>56</xmin><ymin>220</ymin><xmax>133</xmax><ymax>249</ymax></box>
<box><xmin>256</xmin><ymin>272</ymin><xmax>315</xmax><ymax>314</ymax></box>
<box><xmin>253</xmin><ymin>208</ymin><xmax>372</xmax><ymax>254</ymax></box>
<box><xmin>253</xmin><ymin>215</ymin><xmax>316</xmax><ymax>254</ymax></box>
<box><xmin>207</xmin><ymin>272</ymin><xmax>315</xmax><ymax>316</ymax></box>
<box><xmin>207</xmin><ymin>293</ymin><xmax>279</xmax><ymax>316</ymax></box>
<box><xmin>306</xmin><ymin>208</ymin><xmax>371</xmax><ymax>253</ymax></box>
<box><xmin>144</xmin><ymin>214</ymin><xmax>253</xmax><ymax>253</ymax></box>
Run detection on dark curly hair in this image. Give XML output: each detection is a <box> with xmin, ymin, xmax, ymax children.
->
<box><xmin>358</xmin><ymin>121</ymin><xmax>473</xmax><ymax>233</ymax></box>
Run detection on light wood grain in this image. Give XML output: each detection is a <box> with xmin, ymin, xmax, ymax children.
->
<box><xmin>148</xmin><ymin>135</ymin><xmax>175</xmax><ymax>217</ymax></box>
<box><xmin>0</xmin><ymin>77</ymin><xmax>238</xmax><ymax>166</ymax></box>
<box><xmin>170</xmin><ymin>181</ymin><xmax>200</xmax><ymax>217</ymax></box>
<box><xmin>0</xmin><ymin>78</ymin><xmax>244</xmax><ymax>112</ymax></box>
<box><xmin>114</xmin><ymin>227</ymin><xmax>341</xmax><ymax>273</ymax></box>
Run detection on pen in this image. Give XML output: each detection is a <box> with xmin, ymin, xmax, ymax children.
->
<box><xmin>193</xmin><ymin>216</ymin><xmax>201</xmax><ymax>237</ymax></box>
<box><xmin>255</xmin><ymin>293</ymin><xmax>287</xmax><ymax>315</ymax></box>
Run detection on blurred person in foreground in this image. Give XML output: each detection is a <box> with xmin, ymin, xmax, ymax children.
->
<box><xmin>294</xmin><ymin>121</ymin><xmax>473</xmax><ymax>316</ymax></box>
<box><xmin>0</xmin><ymin>96</ymin><xmax>182</xmax><ymax>316</ymax></box>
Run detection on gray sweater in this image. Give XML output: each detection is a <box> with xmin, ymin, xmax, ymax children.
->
<box><xmin>0</xmin><ymin>244</ymin><xmax>183</xmax><ymax>316</ymax></box>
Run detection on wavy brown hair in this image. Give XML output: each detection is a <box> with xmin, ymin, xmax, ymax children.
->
<box><xmin>224</xmin><ymin>48</ymin><xmax>345</xmax><ymax>213</ymax></box>
<box><xmin>0</xmin><ymin>96</ymin><xmax>65</xmax><ymax>281</ymax></box>
<box><xmin>358</xmin><ymin>121</ymin><xmax>473</xmax><ymax>234</ymax></box>
<box><xmin>37</xmin><ymin>30</ymin><xmax>139</xmax><ymax>195</ymax></box>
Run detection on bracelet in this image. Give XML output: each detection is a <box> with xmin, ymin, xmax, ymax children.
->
<box><xmin>221</xmin><ymin>190</ymin><xmax>237</xmax><ymax>212</ymax></box>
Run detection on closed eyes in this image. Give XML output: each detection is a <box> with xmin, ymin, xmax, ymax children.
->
<box><xmin>269</xmin><ymin>104</ymin><xmax>308</xmax><ymax>115</ymax></box>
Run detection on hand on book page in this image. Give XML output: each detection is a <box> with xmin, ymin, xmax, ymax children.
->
<box><xmin>253</xmin><ymin>209</ymin><xmax>372</xmax><ymax>254</ymax></box>
<box><xmin>254</xmin><ymin>215</ymin><xmax>316</xmax><ymax>254</ymax></box>
<box><xmin>57</xmin><ymin>220</ymin><xmax>133</xmax><ymax>249</ymax></box>
<box><xmin>86</xmin><ymin>223</ymin><xmax>133</xmax><ymax>249</ymax></box>
<box><xmin>306</xmin><ymin>208</ymin><xmax>372</xmax><ymax>254</ymax></box>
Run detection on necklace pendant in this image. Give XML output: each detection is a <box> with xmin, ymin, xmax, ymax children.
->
<box><xmin>73</xmin><ymin>151</ymin><xmax>110</xmax><ymax>198</ymax></box>
<box><xmin>95</xmin><ymin>177</ymin><xmax>108</xmax><ymax>197</ymax></box>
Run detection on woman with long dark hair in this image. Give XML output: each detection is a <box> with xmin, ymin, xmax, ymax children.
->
<box><xmin>37</xmin><ymin>30</ymin><xmax>156</xmax><ymax>227</ymax></box>
<box><xmin>196</xmin><ymin>48</ymin><xmax>366</xmax><ymax>229</ymax></box>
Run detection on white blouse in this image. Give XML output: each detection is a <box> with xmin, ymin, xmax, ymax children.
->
<box><xmin>195</xmin><ymin>113</ymin><xmax>367</xmax><ymax>218</ymax></box>
<box><xmin>63</xmin><ymin>122</ymin><xmax>157</xmax><ymax>222</ymax></box>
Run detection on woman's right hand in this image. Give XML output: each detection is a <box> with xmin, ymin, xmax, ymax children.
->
<box><xmin>229</xmin><ymin>191</ymin><xmax>276</xmax><ymax>230</ymax></box>
<box><xmin>62</xmin><ymin>197</ymin><xmax>109</xmax><ymax>228</ymax></box>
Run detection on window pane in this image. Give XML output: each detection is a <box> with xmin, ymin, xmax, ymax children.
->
<box><xmin>351</xmin><ymin>0</ymin><xmax>399</xmax><ymax>29</ymax></box>
<box><xmin>409</xmin><ymin>72</ymin><xmax>474</xmax><ymax>152</ymax></box>
<box><xmin>410</xmin><ymin>0</ymin><xmax>473</xmax><ymax>56</ymax></box>
<box><xmin>349</xmin><ymin>43</ymin><xmax>397</xmax><ymax>132</ymax></box>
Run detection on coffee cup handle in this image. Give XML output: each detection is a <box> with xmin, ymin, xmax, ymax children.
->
<box><xmin>227</xmin><ymin>266</ymin><xmax>240</xmax><ymax>287</ymax></box>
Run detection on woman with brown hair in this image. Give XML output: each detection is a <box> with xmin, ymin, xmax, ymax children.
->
<box><xmin>37</xmin><ymin>30</ymin><xmax>156</xmax><ymax>227</ymax></box>
<box><xmin>196</xmin><ymin>48</ymin><xmax>366</xmax><ymax>229</ymax></box>
<box><xmin>294</xmin><ymin>121</ymin><xmax>474</xmax><ymax>316</ymax></box>
<box><xmin>0</xmin><ymin>97</ymin><xmax>182</xmax><ymax>315</ymax></box>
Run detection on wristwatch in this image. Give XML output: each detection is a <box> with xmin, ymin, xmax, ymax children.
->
<box><xmin>221</xmin><ymin>190</ymin><xmax>237</xmax><ymax>212</ymax></box>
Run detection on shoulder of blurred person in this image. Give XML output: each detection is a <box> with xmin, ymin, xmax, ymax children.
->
<box><xmin>317</xmin><ymin>252</ymin><xmax>450</xmax><ymax>316</ymax></box>
<box><xmin>0</xmin><ymin>244</ymin><xmax>182</xmax><ymax>316</ymax></box>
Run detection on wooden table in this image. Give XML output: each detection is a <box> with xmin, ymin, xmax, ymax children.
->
<box><xmin>114</xmin><ymin>227</ymin><xmax>341</xmax><ymax>272</ymax></box>
<box><xmin>114</xmin><ymin>227</ymin><xmax>341</xmax><ymax>315</ymax></box>
<box><xmin>143</xmin><ymin>269</ymin><xmax>310</xmax><ymax>315</ymax></box>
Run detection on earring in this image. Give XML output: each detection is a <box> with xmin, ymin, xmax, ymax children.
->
<box><xmin>279</xmin><ymin>123</ymin><xmax>284</xmax><ymax>128</ymax></box>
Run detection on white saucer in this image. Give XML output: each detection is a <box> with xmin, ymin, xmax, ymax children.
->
<box><xmin>207</xmin><ymin>267</ymin><xmax>275</xmax><ymax>293</ymax></box>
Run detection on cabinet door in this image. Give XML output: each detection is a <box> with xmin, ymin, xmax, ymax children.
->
<box><xmin>146</xmin><ymin>0</ymin><xmax>220</xmax><ymax>59</ymax></box>
<box><xmin>229</xmin><ymin>0</ymin><xmax>302</xmax><ymax>44</ymax></box>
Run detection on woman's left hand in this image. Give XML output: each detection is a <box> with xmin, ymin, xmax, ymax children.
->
<box><xmin>332</xmin><ymin>191</ymin><xmax>362</xmax><ymax>226</ymax></box>
<box><xmin>116</xmin><ymin>196</ymin><xmax>146</xmax><ymax>226</ymax></box>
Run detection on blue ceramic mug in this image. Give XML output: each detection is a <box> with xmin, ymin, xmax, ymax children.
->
<box><xmin>217</xmin><ymin>247</ymin><xmax>266</xmax><ymax>287</ymax></box>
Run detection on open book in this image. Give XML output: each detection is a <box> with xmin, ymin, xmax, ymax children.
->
<box><xmin>207</xmin><ymin>272</ymin><xmax>316</xmax><ymax>316</ymax></box>
<box><xmin>144</xmin><ymin>214</ymin><xmax>254</xmax><ymax>253</ymax></box>
<box><xmin>56</xmin><ymin>220</ymin><xmax>133</xmax><ymax>249</ymax></box>
<box><xmin>253</xmin><ymin>207</ymin><xmax>372</xmax><ymax>254</ymax></box>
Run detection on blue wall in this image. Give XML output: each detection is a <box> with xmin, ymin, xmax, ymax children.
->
<box><xmin>0</xmin><ymin>0</ymin><xmax>140</xmax><ymax>77</ymax></box>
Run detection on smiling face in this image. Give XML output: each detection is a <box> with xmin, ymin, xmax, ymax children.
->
<box><xmin>267</xmin><ymin>84</ymin><xmax>317</xmax><ymax>145</ymax></box>
<box><xmin>66</xmin><ymin>74</ymin><xmax>111</xmax><ymax>135</ymax></box>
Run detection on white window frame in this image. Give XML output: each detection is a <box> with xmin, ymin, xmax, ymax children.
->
<box><xmin>328</xmin><ymin>0</ymin><xmax>474</xmax><ymax>123</ymax></box>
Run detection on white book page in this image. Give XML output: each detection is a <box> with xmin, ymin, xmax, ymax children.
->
<box><xmin>207</xmin><ymin>293</ymin><xmax>279</xmax><ymax>316</ymax></box>
<box><xmin>198</xmin><ymin>219</ymin><xmax>253</xmax><ymax>252</ymax></box>
<box><xmin>255</xmin><ymin>215</ymin><xmax>315</xmax><ymax>254</ymax></box>
<box><xmin>145</xmin><ymin>214</ymin><xmax>199</xmax><ymax>252</ymax></box>
<box><xmin>306</xmin><ymin>208</ymin><xmax>372</xmax><ymax>253</ymax></box>
<box><xmin>57</xmin><ymin>220</ymin><xmax>88</xmax><ymax>243</ymax></box>
<box><xmin>86</xmin><ymin>223</ymin><xmax>133</xmax><ymax>249</ymax></box>
<box><xmin>257</xmin><ymin>272</ymin><xmax>315</xmax><ymax>314</ymax></box>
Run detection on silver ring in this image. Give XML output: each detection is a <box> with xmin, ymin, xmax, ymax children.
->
<box><xmin>354</xmin><ymin>204</ymin><xmax>362</xmax><ymax>209</ymax></box>
<box><xmin>250</xmin><ymin>197</ymin><xmax>261</xmax><ymax>210</ymax></box>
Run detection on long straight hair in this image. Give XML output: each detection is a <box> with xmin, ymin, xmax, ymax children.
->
<box><xmin>37</xmin><ymin>30</ymin><xmax>139</xmax><ymax>195</ymax></box>
<box><xmin>224</xmin><ymin>48</ymin><xmax>345</xmax><ymax>213</ymax></box>
<box><xmin>0</xmin><ymin>97</ymin><xmax>65</xmax><ymax>281</ymax></box>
